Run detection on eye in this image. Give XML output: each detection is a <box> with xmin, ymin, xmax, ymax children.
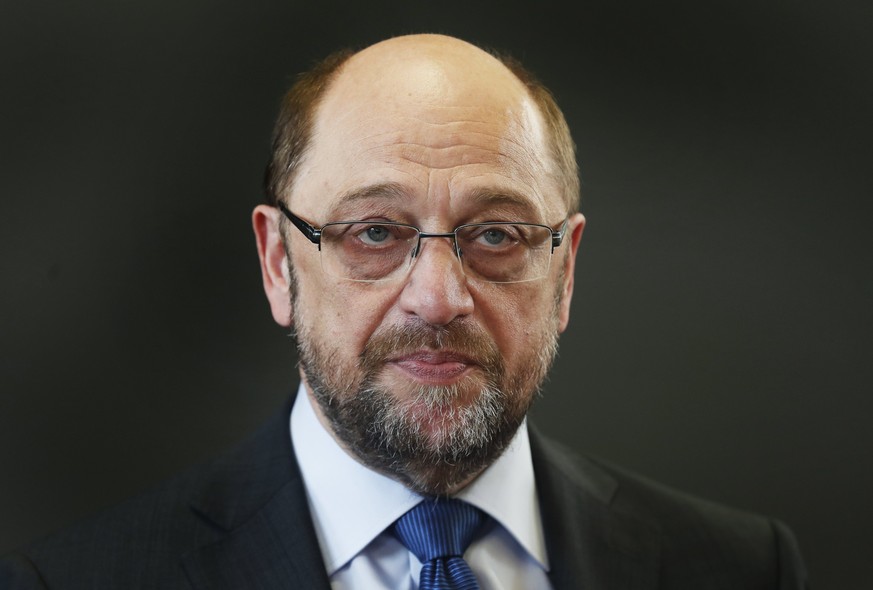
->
<box><xmin>360</xmin><ymin>224</ymin><xmax>392</xmax><ymax>245</ymax></box>
<box><xmin>480</xmin><ymin>228</ymin><xmax>508</xmax><ymax>246</ymax></box>
<box><xmin>466</xmin><ymin>224</ymin><xmax>523</xmax><ymax>249</ymax></box>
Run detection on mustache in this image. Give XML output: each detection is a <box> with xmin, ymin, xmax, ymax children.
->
<box><xmin>359</xmin><ymin>320</ymin><xmax>503</xmax><ymax>376</ymax></box>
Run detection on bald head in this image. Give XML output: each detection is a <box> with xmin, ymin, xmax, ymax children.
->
<box><xmin>264</xmin><ymin>34</ymin><xmax>579</xmax><ymax>213</ymax></box>
<box><xmin>334</xmin><ymin>34</ymin><xmax>528</xmax><ymax>107</ymax></box>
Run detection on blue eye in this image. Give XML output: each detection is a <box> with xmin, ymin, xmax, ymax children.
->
<box><xmin>481</xmin><ymin>229</ymin><xmax>507</xmax><ymax>245</ymax></box>
<box><xmin>364</xmin><ymin>225</ymin><xmax>391</xmax><ymax>243</ymax></box>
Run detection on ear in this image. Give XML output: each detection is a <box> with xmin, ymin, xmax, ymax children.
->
<box><xmin>556</xmin><ymin>212</ymin><xmax>585</xmax><ymax>333</ymax></box>
<box><xmin>253</xmin><ymin>204</ymin><xmax>294</xmax><ymax>327</ymax></box>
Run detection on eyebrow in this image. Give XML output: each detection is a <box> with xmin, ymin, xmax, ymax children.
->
<box><xmin>464</xmin><ymin>188</ymin><xmax>542</xmax><ymax>220</ymax></box>
<box><xmin>328</xmin><ymin>182</ymin><xmax>409</xmax><ymax>217</ymax></box>
<box><xmin>326</xmin><ymin>183</ymin><xmax>543</xmax><ymax>221</ymax></box>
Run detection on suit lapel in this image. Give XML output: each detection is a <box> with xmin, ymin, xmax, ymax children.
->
<box><xmin>182</xmin><ymin>481</ymin><xmax>330</xmax><ymax>589</ymax></box>
<box><xmin>531</xmin><ymin>430</ymin><xmax>661</xmax><ymax>590</ymax></box>
<box><xmin>180</xmin><ymin>397</ymin><xmax>331</xmax><ymax>590</ymax></box>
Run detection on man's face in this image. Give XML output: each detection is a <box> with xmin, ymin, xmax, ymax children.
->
<box><xmin>257</xmin><ymin>36</ymin><xmax>584</xmax><ymax>495</ymax></box>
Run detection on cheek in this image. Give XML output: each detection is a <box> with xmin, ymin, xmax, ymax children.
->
<box><xmin>475</xmin><ymin>283</ymin><xmax>558</xmax><ymax>367</ymax></box>
<box><xmin>299</xmin><ymin>276</ymin><xmax>399</xmax><ymax>356</ymax></box>
<box><xmin>289</xmin><ymin>234</ymin><xmax>381</xmax><ymax>349</ymax></box>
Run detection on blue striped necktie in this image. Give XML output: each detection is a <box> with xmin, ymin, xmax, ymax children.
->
<box><xmin>393</xmin><ymin>499</ymin><xmax>485</xmax><ymax>590</ymax></box>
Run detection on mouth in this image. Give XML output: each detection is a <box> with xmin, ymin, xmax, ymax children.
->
<box><xmin>385</xmin><ymin>350</ymin><xmax>478</xmax><ymax>385</ymax></box>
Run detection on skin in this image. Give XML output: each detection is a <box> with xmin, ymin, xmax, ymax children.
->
<box><xmin>253</xmin><ymin>34</ymin><xmax>586</xmax><ymax>495</ymax></box>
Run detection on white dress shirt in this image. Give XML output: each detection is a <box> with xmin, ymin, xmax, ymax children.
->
<box><xmin>290</xmin><ymin>383</ymin><xmax>554</xmax><ymax>590</ymax></box>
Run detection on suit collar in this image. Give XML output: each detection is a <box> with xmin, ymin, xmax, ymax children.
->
<box><xmin>530</xmin><ymin>429</ymin><xmax>661</xmax><ymax>590</ymax></box>
<box><xmin>182</xmin><ymin>395</ymin><xmax>331</xmax><ymax>589</ymax></box>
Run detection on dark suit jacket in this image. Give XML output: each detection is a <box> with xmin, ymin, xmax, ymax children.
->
<box><xmin>0</xmin><ymin>396</ymin><xmax>808</xmax><ymax>589</ymax></box>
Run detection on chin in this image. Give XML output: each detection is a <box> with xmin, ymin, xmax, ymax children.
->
<box><xmin>380</xmin><ymin>368</ymin><xmax>490</xmax><ymax>407</ymax></box>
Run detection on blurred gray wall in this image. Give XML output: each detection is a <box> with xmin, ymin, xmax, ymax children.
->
<box><xmin>1</xmin><ymin>1</ymin><xmax>870</xmax><ymax>588</ymax></box>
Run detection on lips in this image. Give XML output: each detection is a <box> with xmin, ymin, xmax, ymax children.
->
<box><xmin>386</xmin><ymin>350</ymin><xmax>477</xmax><ymax>384</ymax></box>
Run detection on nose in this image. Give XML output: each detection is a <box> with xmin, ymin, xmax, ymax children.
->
<box><xmin>398</xmin><ymin>236</ymin><xmax>474</xmax><ymax>326</ymax></box>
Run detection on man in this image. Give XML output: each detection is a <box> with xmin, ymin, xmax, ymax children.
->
<box><xmin>1</xmin><ymin>34</ymin><xmax>808</xmax><ymax>589</ymax></box>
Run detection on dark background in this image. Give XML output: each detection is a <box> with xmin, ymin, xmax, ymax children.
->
<box><xmin>1</xmin><ymin>1</ymin><xmax>870</xmax><ymax>587</ymax></box>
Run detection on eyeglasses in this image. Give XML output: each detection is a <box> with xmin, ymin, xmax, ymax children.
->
<box><xmin>278</xmin><ymin>203</ymin><xmax>568</xmax><ymax>284</ymax></box>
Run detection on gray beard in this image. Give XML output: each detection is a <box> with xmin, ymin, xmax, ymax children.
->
<box><xmin>295</xmin><ymin>317</ymin><xmax>558</xmax><ymax>496</ymax></box>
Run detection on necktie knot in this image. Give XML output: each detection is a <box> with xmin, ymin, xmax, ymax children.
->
<box><xmin>393</xmin><ymin>499</ymin><xmax>485</xmax><ymax>589</ymax></box>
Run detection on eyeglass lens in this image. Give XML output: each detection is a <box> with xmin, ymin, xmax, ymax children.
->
<box><xmin>318</xmin><ymin>222</ymin><xmax>553</xmax><ymax>283</ymax></box>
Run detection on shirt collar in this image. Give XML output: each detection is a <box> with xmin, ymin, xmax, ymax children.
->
<box><xmin>290</xmin><ymin>383</ymin><xmax>549</xmax><ymax>574</ymax></box>
<box><xmin>455</xmin><ymin>415</ymin><xmax>549</xmax><ymax>570</ymax></box>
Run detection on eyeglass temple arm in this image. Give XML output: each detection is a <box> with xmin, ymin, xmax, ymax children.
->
<box><xmin>278</xmin><ymin>202</ymin><xmax>321</xmax><ymax>244</ymax></box>
<box><xmin>551</xmin><ymin>220</ymin><xmax>569</xmax><ymax>251</ymax></box>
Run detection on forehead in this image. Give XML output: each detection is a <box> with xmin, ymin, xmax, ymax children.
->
<box><xmin>291</xmin><ymin>43</ymin><xmax>563</xmax><ymax>223</ymax></box>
